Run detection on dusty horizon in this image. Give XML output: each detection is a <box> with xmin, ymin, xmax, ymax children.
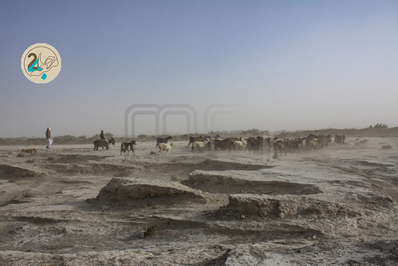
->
<box><xmin>1</xmin><ymin>124</ymin><xmax>396</xmax><ymax>140</ymax></box>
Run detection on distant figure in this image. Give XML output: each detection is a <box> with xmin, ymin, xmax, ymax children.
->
<box><xmin>45</xmin><ymin>127</ymin><xmax>53</xmax><ymax>149</ymax></box>
<box><xmin>100</xmin><ymin>130</ymin><xmax>109</xmax><ymax>144</ymax></box>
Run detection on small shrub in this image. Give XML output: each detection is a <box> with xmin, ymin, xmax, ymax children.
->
<box><xmin>17</xmin><ymin>153</ymin><xmax>25</xmax><ymax>157</ymax></box>
<box><xmin>47</xmin><ymin>156</ymin><xmax>55</xmax><ymax>161</ymax></box>
<box><xmin>170</xmin><ymin>175</ymin><xmax>177</xmax><ymax>181</ymax></box>
<box><xmin>150</xmin><ymin>151</ymin><xmax>156</xmax><ymax>155</ymax></box>
<box><xmin>25</xmin><ymin>159</ymin><xmax>34</xmax><ymax>163</ymax></box>
<box><xmin>57</xmin><ymin>135</ymin><xmax>76</xmax><ymax>140</ymax></box>
<box><xmin>90</xmin><ymin>132</ymin><xmax>114</xmax><ymax>139</ymax></box>
<box><xmin>171</xmin><ymin>159</ymin><xmax>177</xmax><ymax>163</ymax></box>
<box><xmin>105</xmin><ymin>133</ymin><xmax>114</xmax><ymax>139</ymax></box>
<box><xmin>24</xmin><ymin>192</ymin><xmax>33</xmax><ymax>198</ymax></box>
<box><xmin>144</xmin><ymin>224</ymin><xmax>159</xmax><ymax>237</ymax></box>
<box><xmin>242</xmin><ymin>128</ymin><xmax>261</xmax><ymax>135</ymax></box>
<box><xmin>382</xmin><ymin>145</ymin><xmax>392</xmax><ymax>150</ymax></box>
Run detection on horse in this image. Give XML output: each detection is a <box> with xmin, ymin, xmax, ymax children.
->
<box><xmin>93</xmin><ymin>138</ymin><xmax>115</xmax><ymax>151</ymax></box>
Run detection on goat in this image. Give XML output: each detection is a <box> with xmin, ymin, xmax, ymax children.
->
<box><xmin>193</xmin><ymin>139</ymin><xmax>210</xmax><ymax>153</ymax></box>
<box><xmin>233</xmin><ymin>140</ymin><xmax>247</xmax><ymax>150</ymax></box>
<box><xmin>158</xmin><ymin>142</ymin><xmax>175</xmax><ymax>155</ymax></box>
<box><xmin>306</xmin><ymin>140</ymin><xmax>319</xmax><ymax>152</ymax></box>
<box><xmin>321</xmin><ymin>138</ymin><xmax>330</xmax><ymax>148</ymax></box>
<box><xmin>273</xmin><ymin>140</ymin><xmax>287</xmax><ymax>155</ymax></box>
<box><xmin>188</xmin><ymin>135</ymin><xmax>203</xmax><ymax>147</ymax></box>
<box><xmin>155</xmin><ymin>136</ymin><xmax>172</xmax><ymax>148</ymax></box>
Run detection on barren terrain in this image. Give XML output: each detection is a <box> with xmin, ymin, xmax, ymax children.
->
<box><xmin>0</xmin><ymin>136</ymin><xmax>397</xmax><ymax>265</ymax></box>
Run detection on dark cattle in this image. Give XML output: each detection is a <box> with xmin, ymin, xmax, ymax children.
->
<box><xmin>248</xmin><ymin>141</ymin><xmax>262</xmax><ymax>153</ymax></box>
<box><xmin>214</xmin><ymin>138</ymin><xmax>236</xmax><ymax>151</ymax></box>
<box><xmin>155</xmin><ymin>136</ymin><xmax>172</xmax><ymax>148</ymax></box>
<box><xmin>305</xmin><ymin>134</ymin><xmax>319</xmax><ymax>144</ymax></box>
<box><xmin>213</xmin><ymin>139</ymin><xmax>223</xmax><ymax>150</ymax></box>
<box><xmin>206</xmin><ymin>140</ymin><xmax>212</xmax><ymax>151</ymax></box>
<box><xmin>264</xmin><ymin>137</ymin><xmax>271</xmax><ymax>150</ymax></box>
<box><xmin>121</xmin><ymin>140</ymin><xmax>137</xmax><ymax>155</ymax></box>
<box><xmin>273</xmin><ymin>140</ymin><xmax>287</xmax><ymax>155</ymax></box>
<box><xmin>335</xmin><ymin>134</ymin><xmax>345</xmax><ymax>144</ymax></box>
<box><xmin>334</xmin><ymin>135</ymin><xmax>346</xmax><ymax>145</ymax></box>
<box><xmin>246</xmin><ymin>137</ymin><xmax>264</xmax><ymax>153</ymax></box>
<box><xmin>288</xmin><ymin>139</ymin><xmax>300</xmax><ymax>153</ymax></box>
<box><xmin>316</xmin><ymin>135</ymin><xmax>330</xmax><ymax>148</ymax></box>
<box><xmin>296</xmin><ymin>138</ymin><xmax>305</xmax><ymax>148</ymax></box>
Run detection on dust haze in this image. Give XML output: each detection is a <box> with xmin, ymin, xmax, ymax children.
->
<box><xmin>1</xmin><ymin>0</ymin><xmax>398</xmax><ymax>265</ymax></box>
<box><xmin>0</xmin><ymin>128</ymin><xmax>397</xmax><ymax>265</ymax></box>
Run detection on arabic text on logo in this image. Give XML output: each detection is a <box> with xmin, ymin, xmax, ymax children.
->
<box><xmin>21</xmin><ymin>43</ymin><xmax>61</xmax><ymax>84</ymax></box>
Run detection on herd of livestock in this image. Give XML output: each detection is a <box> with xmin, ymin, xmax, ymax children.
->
<box><xmin>108</xmin><ymin>134</ymin><xmax>347</xmax><ymax>156</ymax></box>
<box><xmin>185</xmin><ymin>134</ymin><xmax>346</xmax><ymax>155</ymax></box>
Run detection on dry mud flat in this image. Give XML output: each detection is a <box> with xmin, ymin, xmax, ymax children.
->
<box><xmin>0</xmin><ymin>137</ymin><xmax>397</xmax><ymax>265</ymax></box>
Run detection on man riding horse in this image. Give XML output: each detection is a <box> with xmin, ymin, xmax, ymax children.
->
<box><xmin>93</xmin><ymin>130</ymin><xmax>115</xmax><ymax>150</ymax></box>
<box><xmin>100</xmin><ymin>130</ymin><xmax>109</xmax><ymax>145</ymax></box>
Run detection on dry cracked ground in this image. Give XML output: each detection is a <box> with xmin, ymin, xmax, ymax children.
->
<box><xmin>0</xmin><ymin>137</ymin><xmax>397</xmax><ymax>265</ymax></box>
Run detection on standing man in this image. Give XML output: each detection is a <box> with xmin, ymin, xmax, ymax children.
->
<box><xmin>46</xmin><ymin>127</ymin><xmax>53</xmax><ymax>149</ymax></box>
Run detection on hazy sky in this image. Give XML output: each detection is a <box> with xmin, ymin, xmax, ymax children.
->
<box><xmin>1</xmin><ymin>0</ymin><xmax>397</xmax><ymax>138</ymax></box>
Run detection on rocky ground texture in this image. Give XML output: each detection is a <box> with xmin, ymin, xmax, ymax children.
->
<box><xmin>0</xmin><ymin>137</ymin><xmax>397</xmax><ymax>265</ymax></box>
